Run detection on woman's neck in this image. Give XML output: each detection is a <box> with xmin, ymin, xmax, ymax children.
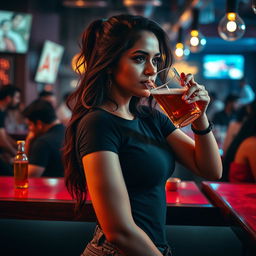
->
<box><xmin>100</xmin><ymin>101</ymin><xmax>135</xmax><ymax>120</ymax></box>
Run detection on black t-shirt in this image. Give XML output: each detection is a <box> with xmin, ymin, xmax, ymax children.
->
<box><xmin>0</xmin><ymin>110</ymin><xmax>6</xmax><ymax>128</ymax></box>
<box><xmin>77</xmin><ymin>107</ymin><xmax>176</xmax><ymax>246</ymax></box>
<box><xmin>29</xmin><ymin>124</ymin><xmax>65</xmax><ymax>177</ymax></box>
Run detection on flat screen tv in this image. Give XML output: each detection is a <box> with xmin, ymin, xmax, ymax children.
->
<box><xmin>0</xmin><ymin>10</ymin><xmax>32</xmax><ymax>54</ymax></box>
<box><xmin>35</xmin><ymin>40</ymin><xmax>64</xmax><ymax>84</ymax></box>
<box><xmin>203</xmin><ymin>54</ymin><xmax>244</xmax><ymax>80</ymax></box>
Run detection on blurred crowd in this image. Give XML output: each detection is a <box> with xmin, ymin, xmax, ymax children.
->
<box><xmin>207</xmin><ymin>78</ymin><xmax>255</xmax><ymax>183</ymax></box>
<box><xmin>0</xmin><ymin>80</ymin><xmax>255</xmax><ymax>183</ymax></box>
<box><xmin>0</xmin><ymin>84</ymin><xmax>71</xmax><ymax>177</ymax></box>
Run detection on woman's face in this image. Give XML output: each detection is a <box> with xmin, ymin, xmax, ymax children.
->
<box><xmin>111</xmin><ymin>30</ymin><xmax>161</xmax><ymax>98</ymax></box>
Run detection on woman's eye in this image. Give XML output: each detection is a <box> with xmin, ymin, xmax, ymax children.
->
<box><xmin>152</xmin><ymin>57</ymin><xmax>162</xmax><ymax>66</ymax></box>
<box><xmin>132</xmin><ymin>55</ymin><xmax>146</xmax><ymax>63</ymax></box>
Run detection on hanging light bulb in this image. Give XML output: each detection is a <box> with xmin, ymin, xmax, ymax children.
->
<box><xmin>71</xmin><ymin>53</ymin><xmax>86</xmax><ymax>74</ymax></box>
<box><xmin>218</xmin><ymin>0</ymin><xmax>246</xmax><ymax>41</ymax></box>
<box><xmin>174</xmin><ymin>27</ymin><xmax>190</xmax><ymax>61</ymax></box>
<box><xmin>123</xmin><ymin>0</ymin><xmax>162</xmax><ymax>17</ymax></box>
<box><xmin>185</xmin><ymin>8</ymin><xmax>206</xmax><ymax>53</ymax></box>
<box><xmin>252</xmin><ymin>0</ymin><xmax>256</xmax><ymax>14</ymax></box>
<box><xmin>63</xmin><ymin>0</ymin><xmax>107</xmax><ymax>8</ymax></box>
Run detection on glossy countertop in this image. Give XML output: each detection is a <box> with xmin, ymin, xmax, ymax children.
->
<box><xmin>166</xmin><ymin>181</ymin><xmax>210</xmax><ymax>205</ymax></box>
<box><xmin>0</xmin><ymin>177</ymin><xmax>210</xmax><ymax>205</ymax></box>
<box><xmin>202</xmin><ymin>182</ymin><xmax>256</xmax><ymax>245</ymax></box>
<box><xmin>0</xmin><ymin>177</ymin><xmax>72</xmax><ymax>201</ymax></box>
<box><xmin>0</xmin><ymin>177</ymin><xmax>216</xmax><ymax>224</ymax></box>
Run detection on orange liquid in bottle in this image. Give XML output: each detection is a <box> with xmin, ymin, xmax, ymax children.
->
<box><xmin>14</xmin><ymin>161</ymin><xmax>28</xmax><ymax>189</ymax></box>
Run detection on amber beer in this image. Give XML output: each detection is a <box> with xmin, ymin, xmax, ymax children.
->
<box><xmin>14</xmin><ymin>141</ymin><xmax>28</xmax><ymax>189</ymax></box>
<box><xmin>14</xmin><ymin>161</ymin><xmax>28</xmax><ymax>188</ymax></box>
<box><xmin>151</xmin><ymin>88</ymin><xmax>201</xmax><ymax>128</ymax></box>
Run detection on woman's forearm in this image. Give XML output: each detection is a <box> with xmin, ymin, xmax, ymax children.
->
<box><xmin>109</xmin><ymin>223</ymin><xmax>162</xmax><ymax>256</ymax></box>
<box><xmin>192</xmin><ymin>114</ymin><xmax>223</xmax><ymax>180</ymax></box>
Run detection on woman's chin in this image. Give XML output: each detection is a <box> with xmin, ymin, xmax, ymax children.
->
<box><xmin>140</xmin><ymin>89</ymin><xmax>151</xmax><ymax>98</ymax></box>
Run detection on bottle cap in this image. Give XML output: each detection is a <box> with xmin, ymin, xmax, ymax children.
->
<box><xmin>17</xmin><ymin>140</ymin><xmax>25</xmax><ymax>144</ymax></box>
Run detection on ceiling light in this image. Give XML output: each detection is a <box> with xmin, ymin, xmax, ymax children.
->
<box><xmin>123</xmin><ymin>0</ymin><xmax>161</xmax><ymax>6</ymax></box>
<box><xmin>252</xmin><ymin>0</ymin><xmax>256</xmax><ymax>14</ymax></box>
<box><xmin>63</xmin><ymin>0</ymin><xmax>107</xmax><ymax>8</ymax></box>
<box><xmin>71</xmin><ymin>53</ymin><xmax>86</xmax><ymax>74</ymax></box>
<box><xmin>218</xmin><ymin>0</ymin><xmax>246</xmax><ymax>41</ymax></box>
<box><xmin>123</xmin><ymin>0</ymin><xmax>162</xmax><ymax>17</ymax></box>
<box><xmin>174</xmin><ymin>27</ymin><xmax>190</xmax><ymax>61</ymax></box>
<box><xmin>185</xmin><ymin>8</ymin><xmax>206</xmax><ymax>53</ymax></box>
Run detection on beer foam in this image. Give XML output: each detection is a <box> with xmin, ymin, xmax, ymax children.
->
<box><xmin>151</xmin><ymin>88</ymin><xmax>185</xmax><ymax>95</ymax></box>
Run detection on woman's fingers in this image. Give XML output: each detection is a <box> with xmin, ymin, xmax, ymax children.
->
<box><xmin>192</xmin><ymin>88</ymin><xmax>208</xmax><ymax>98</ymax></box>
<box><xmin>183</xmin><ymin>73</ymin><xmax>195</xmax><ymax>85</ymax></box>
<box><xmin>180</xmin><ymin>73</ymin><xmax>210</xmax><ymax>113</ymax></box>
<box><xmin>182</xmin><ymin>83</ymin><xmax>206</xmax><ymax>100</ymax></box>
<box><xmin>181</xmin><ymin>74</ymin><xmax>210</xmax><ymax>112</ymax></box>
<box><xmin>186</xmin><ymin>95</ymin><xmax>210</xmax><ymax>104</ymax></box>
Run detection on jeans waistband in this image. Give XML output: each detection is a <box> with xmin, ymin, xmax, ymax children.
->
<box><xmin>94</xmin><ymin>225</ymin><xmax>172</xmax><ymax>256</ymax></box>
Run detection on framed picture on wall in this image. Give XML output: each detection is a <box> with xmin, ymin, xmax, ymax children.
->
<box><xmin>0</xmin><ymin>55</ymin><xmax>15</xmax><ymax>86</ymax></box>
<box><xmin>0</xmin><ymin>10</ymin><xmax>32</xmax><ymax>54</ymax></box>
<box><xmin>35</xmin><ymin>40</ymin><xmax>64</xmax><ymax>84</ymax></box>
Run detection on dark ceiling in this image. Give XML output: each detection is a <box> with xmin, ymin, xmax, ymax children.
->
<box><xmin>30</xmin><ymin>0</ymin><xmax>256</xmax><ymax>51</ymax></box>
<box><xmin>28</xmin><ymin>0</ymin><xmax>256</xmax><ymax>25</ymax></box>
<box><xmin>1</xmin><ymin>0</ymin><xmax>256</xmax><ymax>52</ymax></box>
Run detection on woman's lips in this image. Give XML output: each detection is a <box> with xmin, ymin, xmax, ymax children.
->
<box><xmin>141</xmin><ymin>80</ymin><xmax>155</xmax><ymax>89</ymax></box>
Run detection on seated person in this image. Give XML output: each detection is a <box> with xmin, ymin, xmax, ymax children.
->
<box><xmin>223</xmin><ymin>100</ymin><xmax>256</xmax><ymax>182</ymax></box>
<box><xmin>22</xmin><ymin>99</ymin><xmax>65</xmax><ymax>177</ymax></box>
<box><xmin>237</xmin><ymin>78</ymin><xmax>255</xmax><ymax>107</ymax></box>
<box><xmin>56</xmin><ymin>92</ymin><xmax>72</xmax><ymax>126</ymax></box>
<box><xmin>222</xmin><ymin>105</ymin><xmax>248</xmax><ymax>155</ymax></box>
<box><xmin>207</xmin><ymin>92</ymin><xmax>224</xmax><ymax>122</ymax></box>
<box><xmin>212</xmin><ymin>94</ymin><xmax>239</xmax><ymax>128</ymax></box>
<box><xmin>0</xmin><ymin>85</ymin><xmax>21</xmax><ymax>174</ymax></box>
<box><xmin>39</xmin><ymin>90</ymin><xmax>57</xmax><ymax>109</ymax></box>
<box><xmin>5</xmin><ymin>102</ymin><xmax>27</xmax><ymax>135</ymax></box>
<box><xmin>229</xmin><ymin>136</ymin><xmax>256</xmax><ymax>182</ymax></box>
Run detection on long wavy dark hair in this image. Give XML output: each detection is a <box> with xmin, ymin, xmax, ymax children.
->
<box><xmin>63</xmin><ymin>14</ymin><xmax>173</xmax><ymax>213</ymax></box>
<box><xmin>222</xmin><ymin>100</ymin><xmax>256</xmax><ymax>181</ymax></box>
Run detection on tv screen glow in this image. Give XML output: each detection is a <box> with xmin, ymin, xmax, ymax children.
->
<box><xmin>35</xmin><ymin>40</ymin><xmax>64</xmax><ymax>84</ymax></box>
<box><xmin>203</xmin><ymin>54</ymin><xmax>244</xmax><ymax>80</ymax></box>
<box><xmin>0</xmin><ymin>10</ymin><xmax>32</xmax><ymax>54</ymax></box>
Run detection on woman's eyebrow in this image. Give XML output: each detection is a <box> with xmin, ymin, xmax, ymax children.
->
<box><xmin>132</xmin><ymin>50</ymin><xmax>161</xmax><ymax>56</ymax></box>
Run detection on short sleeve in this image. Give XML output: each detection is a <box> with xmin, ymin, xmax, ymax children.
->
<box><xmin>154</xmin><ymin>109</ymin><xmax>176</xmax><ymax>137</ymax></box>
<box><xmin>77</xmin><ymin>112</ymin><xmax>121</xmax><ymax>159</ymax></box>
<box><xmin>29</xmin><ymin>139</ymin><xmax>50</xmax><ymax>167</ymax></box>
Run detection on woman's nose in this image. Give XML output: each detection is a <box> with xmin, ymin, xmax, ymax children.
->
<box><xmin>144</xmin><ymin>62</ymin><xmax>157</xmax><ymax>76</ymax></box>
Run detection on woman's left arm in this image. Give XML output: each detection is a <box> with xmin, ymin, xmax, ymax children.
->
<box><xmin>166</xmin><ymin>73</ymin><xmax>222</xmax><ymax>180</ymax></box>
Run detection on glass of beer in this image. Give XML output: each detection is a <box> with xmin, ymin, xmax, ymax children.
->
<box><xmin>148</xmin><ymin>67</ymin><xmax>201</xmax><ymax>128</ymax></box>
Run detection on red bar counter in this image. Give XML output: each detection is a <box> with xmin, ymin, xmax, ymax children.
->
<box><xmin>202</xmin><ymin>182</ymin><xmax>256</xmax><ymax>250</ymax></box>
<box><xmin>0</xmin><ymin>177</ymin><xmax>221</xmax><ymax>225</ymax></box>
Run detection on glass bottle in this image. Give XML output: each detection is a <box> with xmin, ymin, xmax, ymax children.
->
<box><xmin>14</xmin><ymin>140</ymin><xmax>28</xmax><ymax>189</ymax></box>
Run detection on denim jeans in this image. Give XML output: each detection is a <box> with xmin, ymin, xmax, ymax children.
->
<box><xmin>81</xmin><ymin>225</ymin><xmax>172</xmax><ymax>256</ymax></box>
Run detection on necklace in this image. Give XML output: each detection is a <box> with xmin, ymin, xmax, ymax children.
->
<box><xmin>100</xmin><ymin>105</ymin><xmax>135</xmax><ymax>120</ymax></box>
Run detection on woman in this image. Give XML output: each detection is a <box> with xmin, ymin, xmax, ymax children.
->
<box><xmin>63</xmin><ymin>15</ymin><xmax>222</xmax><ymax>256</ymax></box>
<box><xmin>223</xmin><ymin>100</ymin><xmax>256</xmax><ymax>182</ymax></box>
<box><xmin>222</xmin><ymin>105</ymin><xmax>248</xmax><ymax>156</ymax></box>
